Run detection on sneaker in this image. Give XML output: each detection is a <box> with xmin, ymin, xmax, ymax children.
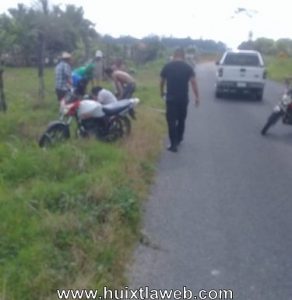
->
<box><xmin>167</xmin><ymin>144</ymin><xmax>178</xmax><ymax>152</ymax></box>
<box><xmin>177</xmin><ymin>138</ymin><xmax>183</xmax><ymax>145</ymax></box>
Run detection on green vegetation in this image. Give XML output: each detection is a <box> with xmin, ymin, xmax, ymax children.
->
<box><xmin>3</xmin><ymin>46</ymin><xmax>289</xmax><ymax>299</ymax></box>
<box><xmin>265</xmin><ymin>56</ymin><xmax>292</xmax><ymax>81</ymax></box>
<box><xmin>239</xmin><ymin>37</ymin><xmax>292</xmax><ymax>57</ymax></box>
<box><xmin>0</xmin><ymin>1</ymin><xmax>226</xmax><ymax>69</ymax></box>
<box><xmin>0</xmin><ymin>62</ymin><xmax>165</xmax><ymax>299</ymax></box>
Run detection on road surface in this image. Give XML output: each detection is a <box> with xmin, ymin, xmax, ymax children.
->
<box><xmin>127</xmin><ymin>62</ymin><xmax>292</xmax><ymax>300</ymax></box>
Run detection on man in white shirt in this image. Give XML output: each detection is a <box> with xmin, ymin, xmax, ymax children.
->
<box><xmin>91</xmin><ymin>86</ymin><xmax>117</xmax><ymax>105</ymax></box>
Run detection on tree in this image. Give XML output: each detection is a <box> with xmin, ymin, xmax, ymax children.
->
<box><xmin>238</xmin><ymin>40</ymin><xmax>255</xmax><ymax>50</ymax></box>
<box><xmin>8</xmin><ymin>4</ymin><xmax>38</xmax><ymax>66</ymax></box>
<box><xmin>0</xmin><ymin>14</ymin><xmax>16</xmax><ymax>111</ymax></box>
<box><xmin>34</xmin><ymin>0</ymin><xmax>50</xmax><ymax>102</ymax></box>
<box><xmin>0</xmin><ymin>14</ymin><xmax>16</xmax><ymax>58</ymax></box>
<box><xmin>275</xmin><ymin>38</ymin><xmax>292</xmax><ymax>57</ymax></box>
<box><xmin>60</xmin><ymin>5</ymin><xmax>97</xmax><ymax>61</ymax></box>
<box><xmin>254</xmin><ymin>38</ymin><xmax>276</xmax><ymax>55</ymax></box>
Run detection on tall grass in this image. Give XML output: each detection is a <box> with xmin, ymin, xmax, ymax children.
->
<box><xmin>0</xmin><ymin>62</ymin><xmax>165</xmax><ymax>299</ymax></box>
<box><xmin>265</xmin><ymin>56</ymin><xmax>292</xmax><ymax>81</ymax></box>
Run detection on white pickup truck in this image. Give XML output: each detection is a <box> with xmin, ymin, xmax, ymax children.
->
<box><xmin>215</xmin><ymin>50</ymin><xmax>267</xmax><ymax>100</ymax></box>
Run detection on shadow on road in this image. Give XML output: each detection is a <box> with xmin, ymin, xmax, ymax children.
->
<box><xmin>261</xmin><ymin>131</ymin><xmax>292</xmax><ymax>146</ymax></box>
<box><xmin>215</xmin><ymin>93</ymin><xmax>265</xmax><ymax>104</ymax></box>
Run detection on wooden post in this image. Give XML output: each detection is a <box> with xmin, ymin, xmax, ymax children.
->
<box><xmin>38</xmin><ymin>31</ymin><xmax>45</xmax><ymax>103</ymax></box>
<box><xmin>0</xmin><ymin>61</ymin><xmax>7</xmax><ymax>112</ymax></box>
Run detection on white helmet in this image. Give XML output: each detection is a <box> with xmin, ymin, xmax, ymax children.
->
<box><xmin>95</xmin><ymin>50</ymin><xmax>103</xmax><ymax>58</ymax></box>
<box><xmin>61</xmin><ymin>52</ymin><xmax>71</xmax><ymax>59</ymax></box>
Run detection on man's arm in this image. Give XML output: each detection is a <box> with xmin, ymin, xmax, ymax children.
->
<box><xmin>190</xmin><ymin>76</ymin><xmax>199</xmax><ymax>106</ymax></box>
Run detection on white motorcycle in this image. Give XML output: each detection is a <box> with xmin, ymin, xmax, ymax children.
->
<box><xmin>39</xmin><ymin>92</ymin><xmax>139</xmax><ymax>148</ymax></box>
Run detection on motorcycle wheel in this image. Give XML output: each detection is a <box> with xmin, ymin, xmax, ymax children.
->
<box><xmin>102</xmin><ymin>117</ymin><xmax>123</xmax><ymax>142</ymax></box>
<box><xmin>120</xmin><ymin>116</ymin><xmax>131</xmax><ymax>136</ymax></box>
<box><xmin>261</xmin><ymin>111</ymin><xmax>283</xmax><ymax>135</ymax></box>
<box><xmin>39</xmin><ymin>124</ymin><xmax>70</xmax><ymax>148</ymax></box>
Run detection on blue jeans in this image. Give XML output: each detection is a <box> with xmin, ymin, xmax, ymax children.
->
<box><xmin>121</xmin><ymin>83</ymin><xmax>136</xmax><ymax>99</ymax></box>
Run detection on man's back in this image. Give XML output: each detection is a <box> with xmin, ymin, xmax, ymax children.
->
<box><xmin>113</xmin><ymin>70</ymin><xmax>135</xmax><ymax>84</ymax></box>
<box><xmin>160</xmin><ymin>60</ymin><xmax>194</xmax><ymax>101</ymax></box>
<box><xmin>159</xmin><ymin>48</ymin><xmax>200</xmax><ymax>152</ymax></box>
<box><xmin>98</xmin><ymin>89</ymin><xmax>117</xmax><ymax>105</ymax></box>
<box><xmin>74</xmin><ymin>64</ymin><xmax>95</xmax><ymax>80</ymax></box>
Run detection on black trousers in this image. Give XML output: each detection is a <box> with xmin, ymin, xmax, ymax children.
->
<box><xmin>75</xmin><ymin>79</ymin><xmax>88</xmax><ymax>96</ymax></box>
<box><xmin>166</xmin><ymin>101</ymin><xmax>188</xmax><ymax>146</ymax></box>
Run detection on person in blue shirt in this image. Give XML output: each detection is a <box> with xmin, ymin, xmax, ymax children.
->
<box><xmin>72</xmin><ymin>62</ymin><xmax>95</xmax><ymax>96</ymax></box>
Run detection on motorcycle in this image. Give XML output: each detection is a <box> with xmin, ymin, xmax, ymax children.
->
<box><xmin>38</xmin><ymin>92</ymin><xmax>139</xmax><ymax>148</ymax></box>
<box><xmin>261</xmin><ymin>80</ymin><xmax>292</xmax><ymax>135</ymax></box>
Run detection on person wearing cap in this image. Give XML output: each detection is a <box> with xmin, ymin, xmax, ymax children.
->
<box><xmin>55</xmin><ymin>52</ymin><xmax>72</xmax><ymax>101</ymax></box>
<box><xmin>93</xmin><ymin>50</ymin><xmax>104</xmax><ymax>86</ymax></box>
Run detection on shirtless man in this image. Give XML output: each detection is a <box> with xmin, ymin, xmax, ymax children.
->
<box><xmin>104</xmin><ymin>67</ymin><xmax>136</xmax><ymax>99</ymax></box>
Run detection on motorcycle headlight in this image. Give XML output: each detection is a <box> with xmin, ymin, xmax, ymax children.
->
<box><xmin>130</xmin><ymin>98</ymin><xmax>140</xmax><ymax>106</ymax></box>
<box><xmin>63</xmin><ymin>107</ymin><xmax>70</xmax><ymax>115</ymax></box>
<box><xmin>60</xmin><ymin>103</ymin><xmax>70</xmax><ymax>115</ymax></box>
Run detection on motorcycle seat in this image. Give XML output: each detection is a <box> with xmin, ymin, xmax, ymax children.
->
<box><xmin>102</xmin><ymin>100</ymin><xmax>131</xmax><ymax>115</ymax></box>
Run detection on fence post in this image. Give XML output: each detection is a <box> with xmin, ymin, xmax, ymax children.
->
<box><xmin>0</xmin><ymin>61</ymin><xmax>7</xmax><ymax>112</ymax></box>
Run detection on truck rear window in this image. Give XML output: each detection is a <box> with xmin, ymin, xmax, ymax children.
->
<box><xmin>223</xmin><ymin>53</ymin><xmax>260</xmax><ymax>66</ymax></box>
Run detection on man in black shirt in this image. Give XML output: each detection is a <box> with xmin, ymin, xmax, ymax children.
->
<box><xmin>160</xmin><ymin>48</ymin><xmax>200</xmax><ymax>152</ymax></box>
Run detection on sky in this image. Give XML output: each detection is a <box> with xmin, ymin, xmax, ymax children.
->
<box><xmin>0</xmin><ymin>0</ymin><xmax>291</xmax><ymax>49</ymax></box>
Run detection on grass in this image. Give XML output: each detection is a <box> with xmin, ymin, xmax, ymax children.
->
<box><xmin>2</xmin><ymin>53</ymin><xmax>289</xmax><ymax>299</ymax></box>
<box><xmin>265</xmin><ymin>55</ymin><xmax>292</xmax><ymax>81</ymax></box>
<box><xmin>0</xmin><ymin>61</ymin><xmax>165</xmax><ymax>299</ymax></box>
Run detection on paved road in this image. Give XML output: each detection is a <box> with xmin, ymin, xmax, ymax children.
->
<box><xmin>127</xmin><ymin>62</ymin><xmax>292</xmax><ymax>300</ymax></box>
